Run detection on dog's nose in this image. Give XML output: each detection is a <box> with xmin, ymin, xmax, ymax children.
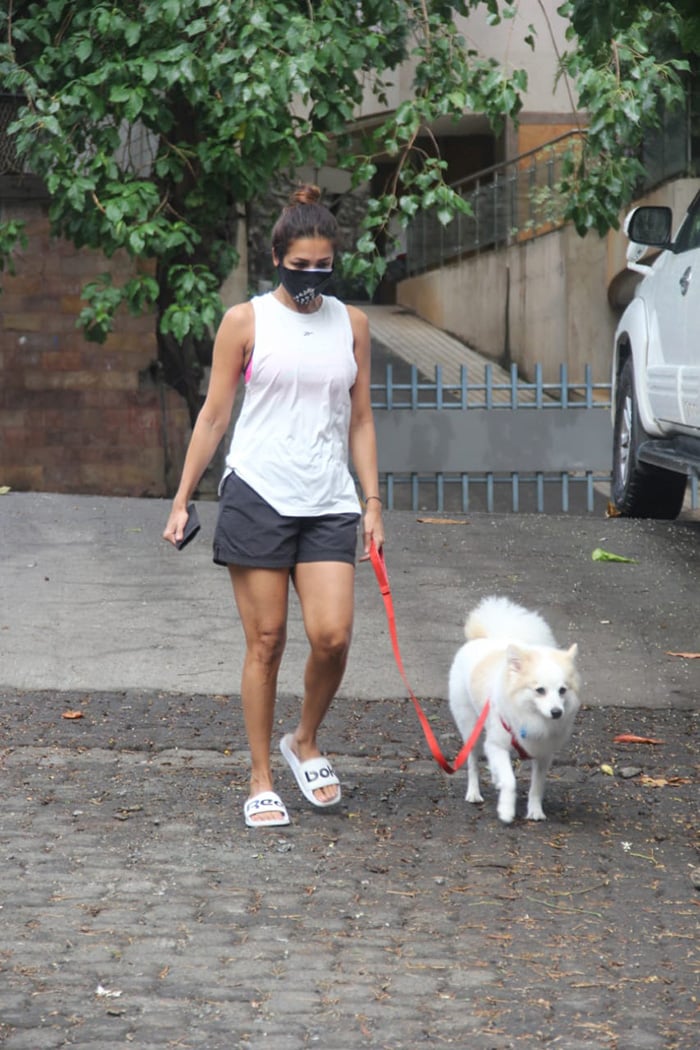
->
<box><xmin>550</xmin><ymin>707</ymin><xmax>563</xmax><ymax>719</ymax></box>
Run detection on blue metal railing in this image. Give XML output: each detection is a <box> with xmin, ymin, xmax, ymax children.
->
<box><xmin>369</xmin><ymin>363</ymin><xmax>698</xmax><ymax>515</ymax></box>
<box><xmin>371</xmin><ymin>362</ymin><xmax>610</xmax><ymax>411</ymax></box>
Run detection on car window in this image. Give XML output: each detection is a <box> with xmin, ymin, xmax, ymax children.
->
<box><xmin>673</xmin><ymin>194</ymin><xmax>700</xmax><ymax>252</ymax></box>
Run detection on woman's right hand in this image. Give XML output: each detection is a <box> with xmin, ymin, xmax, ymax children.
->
<box><xmin>161</xmin><ymin>300</ymin><xmax>253</xmax><ymax>549</ymax></box>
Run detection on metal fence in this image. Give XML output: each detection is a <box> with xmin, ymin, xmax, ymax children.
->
<box><xmin>405</xmin><ymin>113</ymin><xmax>700</xmax><ymax>277</ymax></box>
<box><xmin>0</xmin><ymin>94</ymin><xmax>23</xmax><ymax>175</ymax></box>
<box><xmin>406</xmin><ymin>132</ymin><xmax>584</xmax><ymax>276</ymax></box>
<box><xmin>369</xmin><ymin>363</ymin><xmax>698</xmax><ymax>515</ymax></box>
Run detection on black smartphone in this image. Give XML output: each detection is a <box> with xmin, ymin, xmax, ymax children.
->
<box><xmin>176</xmin><ymin>503</ymin><xmax>201</xmax><ymax>550</ymax></box>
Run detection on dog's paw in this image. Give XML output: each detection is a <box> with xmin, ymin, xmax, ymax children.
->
<box><xmin>526</xmin><ymin>805</ymin><xmax>547</xmax><ymax>821</ymax></box>
<box><xmin>465</xmin><ymin>787</ymin><xmax>484</xmax><ymax>804</ymax></box>
<box><xmin>497</xmin><ymin>804</ymin><xmax>516</xmax><ymax>824</ymax></box>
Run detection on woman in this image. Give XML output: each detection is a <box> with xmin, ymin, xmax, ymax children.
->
<box><xmin>163</xmin><ymin>185</ymin><xmax>384</xmax><ymax>828</ymax></box>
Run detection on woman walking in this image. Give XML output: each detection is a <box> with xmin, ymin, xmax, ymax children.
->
<box><xmin>163</xmin><ymin>185</ymin><xmax>384</xmax><ymax>827</ymax></box>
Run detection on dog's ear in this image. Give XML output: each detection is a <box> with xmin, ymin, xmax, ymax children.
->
<box><xmin>566</xmin><ymin>643</ymin><xmax>578</xmax><ymax>662</ymax></box>
<box><xmin>506</xmin><ymin>643</ymin><xmax>524</xmax><ymax>672</ymax></box>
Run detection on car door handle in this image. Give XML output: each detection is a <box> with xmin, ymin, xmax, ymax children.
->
<box><xmin>679</xmin><ymin>266</ymin><xmax>692</xmax><ymax>295</ymax></box>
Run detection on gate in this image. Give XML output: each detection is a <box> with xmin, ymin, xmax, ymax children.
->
<box><xmin>370</xmin><ymin>362</ymin><xmax>613</xmax><ymax>514</ymax></box>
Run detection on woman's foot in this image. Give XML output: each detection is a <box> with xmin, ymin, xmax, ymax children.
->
<box><xmin>280</xmin><ymin>734</ymin><xmax>342</xmax><ymax>807</ymax></box>
<box><xmin>244</xmin><ymin>790</ymin><xmax>290</xmax><ymax>828</ymax></box>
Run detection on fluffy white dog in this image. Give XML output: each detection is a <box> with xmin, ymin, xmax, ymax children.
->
<box><xmin>448</xmin><ymin>596</ymin><xmax>580</xmax><ymax>823</ymax></box>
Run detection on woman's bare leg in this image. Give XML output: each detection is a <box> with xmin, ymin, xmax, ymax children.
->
<box><xmin>229</xmin><ymin>565</ymin><xmax>290</xmax><ymax>823</ymax></box>
<box><xmin>287</xmin><ymin>560</ymin><xmax>355</xmax><ymax>803</ymax></box>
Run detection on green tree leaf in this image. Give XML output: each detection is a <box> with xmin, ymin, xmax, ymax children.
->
<box><xmin>0</xmin><ymin>0</ymin><xmax>535</xmax><ymax>420</ymax></box>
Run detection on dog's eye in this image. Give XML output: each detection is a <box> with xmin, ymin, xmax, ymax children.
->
<box><xmin>559</xmin><ymin>686</ymin><xmax>567</xmax><ymax>697</ymax></box>
<box><xmin>535</xmin><ymin>686</ymin><xmax>546</xmax><ymax>696</ymax></box>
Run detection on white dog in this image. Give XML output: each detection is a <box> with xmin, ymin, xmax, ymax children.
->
<box><xmin>448</xmin><ymin>596</ymin><xmax>580</xmax><ymax>823</ymax></box>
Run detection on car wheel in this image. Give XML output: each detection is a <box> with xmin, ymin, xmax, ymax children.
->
<box><xmin>611</xmin><ymin>358</ymin><xmax>687</xmax><ymax>518</ymax></box>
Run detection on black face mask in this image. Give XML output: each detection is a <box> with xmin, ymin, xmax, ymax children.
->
<box><xmin>277</xmin><ymin>265</ymin><xmax>333</xmax><ymax>306</ymax></box>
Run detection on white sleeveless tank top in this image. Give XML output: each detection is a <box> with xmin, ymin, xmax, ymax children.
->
<box><xmin>222</xmin><ymin>292</ymin><xmax>361</xmax><ymax>516</ymax></box>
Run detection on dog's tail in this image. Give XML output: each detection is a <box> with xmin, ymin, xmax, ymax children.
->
<box><xmin>465</xmin><ymin>596</ymin><xmax>556</xmax><ymax>645</ymax></box>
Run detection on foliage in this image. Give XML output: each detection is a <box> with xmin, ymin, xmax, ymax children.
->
<box><xmin>0</xmin><ymin>219</ymin><xmax>27</xmax><ymax>276</ymax></box>
<box><xmin>0</xmin><ymin>0</ymin><xmax>526</xmax><ymax>418</ymax></box>
<box><xmin>2</xmin><ymin>0</ymin><xmax>697</xmax><ymax>419</ymax></box>
<box><xmin>555</xmin><ymin>3</ymin><xmax>691</xmax><ymax>235</ymax></box>
<box><xmin>565</xmin><ymin>0</ymin><xmax>700</xmax><ymax>56</ymax></box>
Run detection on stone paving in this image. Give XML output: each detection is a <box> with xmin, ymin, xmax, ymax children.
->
<box><xmin>0</xmin><ymin>695</ymin><xmax>697</xmax><ymax>1050</ymax></box>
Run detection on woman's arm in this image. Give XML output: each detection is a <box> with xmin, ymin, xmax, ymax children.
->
<box><xmin>347</xmin><ymin>304</ymin><xmax>385</xmax><ymax>556</ymax></box>
<box><xmin>163</xmin><ymin>301</ymin><xmax>254</xmax><ymax>546</ymax></box>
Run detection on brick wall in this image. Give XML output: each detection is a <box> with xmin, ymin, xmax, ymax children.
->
<box><xmin>0</xmin><ymin>197</ymin><xmax>191</xmax><ymax>497</ymax></box>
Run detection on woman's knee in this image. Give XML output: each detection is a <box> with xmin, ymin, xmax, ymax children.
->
<box><xmin>308</xmin><ymin>625</ymin><xmax>352</xmax><ymax>663</ymax></box>
<box><xmin>249</xmin><ymin>626</ymin><xmax>287</xmax><ymax>669</ymax></box>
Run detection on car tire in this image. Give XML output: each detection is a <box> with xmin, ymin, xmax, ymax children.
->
<box><xmin>611</xmin><ymin>357</ymin><xmax>687</xmax><ymax>519</ymax></box>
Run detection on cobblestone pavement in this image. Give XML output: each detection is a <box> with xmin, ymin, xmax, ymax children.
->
<box><xmin>1</xmin><ymin>693</ymin><xmax>697</xmax><ymax>1050</ymax></box>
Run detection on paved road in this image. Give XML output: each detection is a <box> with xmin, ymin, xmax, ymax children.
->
<box><xmin>2</xmin><ymin>492</ymin><xmax>699</xmax><ymax>707</ymax></box>
<box><xmin>0</xmin><ymin>492</ymin><xmax>698</xmax><ymax>1050</ymax></box>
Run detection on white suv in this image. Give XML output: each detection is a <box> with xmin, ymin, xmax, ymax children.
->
<box><xmin>611</xmin><ymin>191</ymin><xmax>700</xmax><ymax>517</ymax></box>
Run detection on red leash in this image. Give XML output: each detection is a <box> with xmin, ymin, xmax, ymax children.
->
<box><xmin>369</xmin><ymin>540</ymin><xmax>489</xmax><ymax>774</ymax></box>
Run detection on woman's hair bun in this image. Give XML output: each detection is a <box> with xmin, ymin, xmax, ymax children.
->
<box><xmin>271</xmin><ymin>183</ymin><xmax>338</xmax><ymax>259</ymax></box>
<box><xmin>290</xmin><ymin>184</ymin><xmax>322</xmax><ymax>207</ymax></box>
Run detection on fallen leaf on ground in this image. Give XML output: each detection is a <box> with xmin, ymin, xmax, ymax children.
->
<box><xmin>613</xmin><ymin>734</ymin><xmax>664</xmax><ymax>745</ymax></box>
<box><xmin>62</xmin><ymin>710</ymin><xmax>84</xmax><ymax>720</ymax></box>
<box><xmin>416</xmin><ymin>517</ymin><xmax>470</xmax><ymax>525</ymax></box>
<box><xmin>638</xmin><ymin>775</ymin><xmax>671</xmax><ymax>788</ymax></box>
<box><xmin>637</xmin><ymin>774</ymin><xmax>692</xmax><ymax>788</ymax></box>
<box><xmin>605</xmin><ymin>502</ymin><xmax>621</xmax><ymax>518</ymax></box>
<box><xmin>591</xmin><ymin>547</ymin><xmax>637</xmax><ymax>563</ymax></box>
<box><xmin>665</xmin><ymin>650</ymin><xmax>700</xmax><ymax>659</ymax></box>
<box><xmin>600</xmin><ymin>763</ymin><xmax>614</xmax><ymax>776</ymax></box>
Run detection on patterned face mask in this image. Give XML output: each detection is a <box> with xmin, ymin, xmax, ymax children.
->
<box><xmin>277</xmin><ymin>265</ymin><xmax>334</xmax><ymax>305</ymax></box>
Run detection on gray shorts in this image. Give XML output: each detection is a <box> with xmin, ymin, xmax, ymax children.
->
<box><xmin>213</xmin><ymin>473</ymin><xmax>361</xmax><ymax>568</ymax></box>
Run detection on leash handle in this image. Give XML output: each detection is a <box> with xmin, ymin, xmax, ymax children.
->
<box><xmin>369</xmin><ymin>540</ymin><xmax>488</xmax><ymax>775</ymax></box>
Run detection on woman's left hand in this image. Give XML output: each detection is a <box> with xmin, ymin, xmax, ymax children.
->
<box><xmin>359</xmin><ymin>502</ymin><xmax>384</xmax><ymax>561</ymax></box>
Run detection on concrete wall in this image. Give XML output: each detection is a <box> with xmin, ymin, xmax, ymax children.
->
<box><xmin>455</xmin><ymin>2</ymin><xmax>572</xmax><ymax>114</ymax></box>
<box><xmin>397</xmin><ymin>223</ymin><xmax>618</xmax><ymax>384</ymax></box>
<box><xmin>358</xmin><ymin>1</ymin><xmax>574</xmax><ymax>121</ymax></box>
<box><xmin>397</xmin><ymin>177</ymin><xmax>700</xmax><ymax>386</ymax></box>
<box><xmin>0</xmin><ymin>198</ymin><xmax>191</xmax><ymax>496</ymax></box>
